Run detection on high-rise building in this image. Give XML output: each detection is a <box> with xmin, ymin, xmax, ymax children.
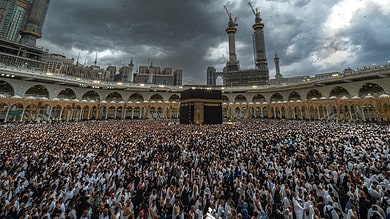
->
<box><xmin>0</xmin><ymin>0</ymin><xmax>30</xmax><ymax>42</ymax></box>
<box><xmin>133</xmin><ymin>63</ymin><xmax>182</xmax><ymax>86</ymax></box>
<box><xmin>19</xmin><ymin>0</ymin><xmax>50</xmax><ymax>47</ymax></box>
<box><xmin>207</xmin><ymin>66</ymin><xmax>223</xmax><ymax>86</ymax></box>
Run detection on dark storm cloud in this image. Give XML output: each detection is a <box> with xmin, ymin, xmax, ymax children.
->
<box><xmin>40</xmin><ymin>0</ymin><xmax>390</xmax><ymax>84</ymax></box>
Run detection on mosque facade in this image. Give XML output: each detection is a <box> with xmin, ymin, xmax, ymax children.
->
<box><xmin>0</xmin><ymin>1</ymin><xmax>389</xmax><ymax>123</ymax></box>
<box><xmin>0</xmin><ymin>62</ymin><xmax>390</xmax><ymax>123</ymax></box>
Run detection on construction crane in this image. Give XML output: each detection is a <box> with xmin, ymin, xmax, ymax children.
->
<box><xmin>248</xmin><ymin>2</ymin><xmax>258</xmax><ymax>16</ymax></box>
<box><xmin>223</xmin><ymin>5</ymin><xmax>232</xmax><ymax>19</ymax></box>
<box><xmin>224</xmin><ymin>5</ymin><xmax>238</xmax><ymax>26</ymax></box>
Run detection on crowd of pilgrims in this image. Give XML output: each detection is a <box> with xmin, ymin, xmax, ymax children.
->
<box><xmin>0</xmin><ymin>119</ymin><xmax>389</xmax><ymax>219</ymax></box>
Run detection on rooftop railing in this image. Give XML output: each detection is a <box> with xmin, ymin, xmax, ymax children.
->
<box><xmin>1</xmin><ymin>60</ymin><xmax>390</xmax><ymax>91</ymax></box>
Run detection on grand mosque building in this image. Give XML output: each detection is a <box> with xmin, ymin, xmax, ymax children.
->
<box><xmin>0</xmin><ymin>0</ymin><xmax>389</xmax><ymax>123</ymax></box>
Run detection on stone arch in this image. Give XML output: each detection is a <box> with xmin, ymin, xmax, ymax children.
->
<box><xmin>168</xmin><ymin>94</ymin><xmax>180</xmax><ymax>102</ymax></box>
<box><xmin>107</xmin><ymin>106</ymin><xmax>116</xmax><ymax>119</ymax></box>
<box><xmin>51</xmin><ymin>105</ymin><xmax>62</xmax><ymax>121</ymax></box>
<box><xmin>234</xmin><ymin>95</ymin><xmax>247</xmax><ymax>104</ymax></box>
<box><xmin>150</xmin><ymin>94</ymin><xmax>164</xmax><ymax>102</ymax></box>
<box><xmin>25</xmin><ymin>103</ymin><xmax>38</xmax><ymax>122</ymax></box>
<box><xmin>57</xmin><ymin>88</ymin><xmax>76</xmax><ymax>100</ymax></box>
<box><xmin>90</xmin><ymin>106</ymin><xmax>98</xmax><ymax>120</ymax></box>
<box><xmin>129</xmin><ymin>93</ymin><xmax>144</xmax><ymax>102</ymax></box>
<box><xmin>252</xmin><ymin>94</ymin><xmax>266</xmax><ymax>103</ymax></box>
<box><xmin>82</xmin><ymin>90</ymin><xmax>100</xmax><ymax>101</ymax></box>
<box><xmin>25</xmin><ymin>84</ymin><xmax>49</xmax><ymax>98</ymax></box>
<box><xmin>262</xmin><ymin>106</ymin><xmax>269</xmax><ymax>119</ymax></box>
<box><xmin>270</xmin><ymin>93</ymin><xmax>284</xmax><ymax>102</ymax></box>
<box><xmin>306</xmin><ymin>89</ymin><xmax>323</xmax><ymax>100</ymax></box>
<box><xmin>362</xmin><ymin>103</ymin><xmax>376</xmax><ymax>121</ymax></box>
<box><xmin>82</xmin><ymin>106</ymin><xmax>90</xmax><ymax>120</ymax></box>
<box><xmin>288</xmin><ymin>92</ymin><xmax>302</xmax><ymax>101</ymax></box>
<box><xmin>6</xmin><ymin>103</ymin><xmax>24</xmax><ymax>123</ymax></box>
<box><xmin>133</xmin><ymin>106</ymin><xmax>141</xmax><ymax>118</ymax></box>
<box><xmin>157</xmin><ymin>107</ymin><xmax>163</xmax><ymax>118</ymax></box>
<box><xmin>98</xmin><ymin>106</ymin><xmax>107</xmax><ymax>120</ymax></box>
<box><xmin>106</xmin><ymin>92</ymin><xmax>123</xmax><ymax>102</ymax></box>
<box><xmin>0</xmin><ymin>80</ymin><xmax>14</xmax><ymax>97</ymax></box>
<box><xmin>255</xmin><ymin>107</ymin><xmax>261</xmax><ymax>117</ymax></box>
<box><xmin>222</xmin><ymin>95</ymin><xmax>230</xmax><ymax>104</ymax></box>
<box><xmin>280</xmin><ymin>107</ymin><xmax>286</xmax><ymax>118</ymax></box>
<box><xmin>358</xmin><ymin>83</ymin><xmax>385</xmax><ymax>97</ymax></box>
<box><xmin>294</xmin><ymin>106</ymin><xmax>301</xmax><ymax>119</ymax></box>
<box><xmin>329</xmin><ymin>86</ymin><xmax>350</xmax><ymax>98</ymax></box>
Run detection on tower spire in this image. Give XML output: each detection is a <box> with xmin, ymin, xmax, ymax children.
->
<box><xmin>274</xmin><ymin>51</ymin><xmax>282</xmax><ymax>79</ymax></box>
<box><xmin>76</xmin><ymin>52</ymin><xmax>80</xmax><ymax>66</ymax></box>
<box><xmin>94</xmin><ymin>53</ymin><xmax>98</xmax><ymax>65</ymax></box>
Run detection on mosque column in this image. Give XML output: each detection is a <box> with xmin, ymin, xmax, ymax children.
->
<box><xmin>175</xmin><ymin>107</ymin><xmax>179</xmax><ymax>118</ymax></box>
<box><xmin>95</xmin><ymin>107</ymin><xmax>100</xmax><ymax>120</ymax></box>
<box><xmin>20</xmin><ymin>107</ymin><xmax>26</xmax><ymax>122</ymax></box>
<box><xmin>114</xmin><ymin>107</ymin><xmax>117</xmax><ymax>119</ymax></box>
<box><xmin>27</xmin><ymin>108</ymin><xmax>32</xmax><ymax>122</ymax></box>
<box><xmin>66</xmin><ymin>109</ymin><xmax>70</xmax><ymax>122</ymax></box>
<box><xmin>292</xmin><ymin>107</ymin><xmax>295</xmax><ymax>119</ymax></box>
<box><xmin>361</xmin><ymin>105</ymin><xmax>366</xmax><ymax>121</ymax></box>
<box><xmin>3</xmin><ymin>107</ymin><xmax>10</xmax><ymax>123</ymax></box>
<box><xmin>79</xmin><ymin>109</ymin><xmax>83</xmax><ymax>121</ymax></box>
<box><xmin>163</xmin><ymin>107</ymin><xmax>167</xmax><ymax>119</ymax></box>
<box><xmin>305</xmin><ymin>107</ymin><xmax>309</xmax><ymax>120</ymax></box>
<box><xmin>121</xmin><ymin>107</ymin><xmax>126</xmax><ymax>119</ymax></box>
<box><xmin>47</xmin><ymin>106</ymin><xmax>53</xmax><ymax>122</ymax></box>
<box><xmin>105</xmin><ymin>109</ymin><xmax>108</xmax><ymax>120</ymax></box>
<box><xmin>317</xmin><ymin>107</ymin><xmax>320</xmax><ymax>120</ymax></box>
<box><xmin>131</xmin><ymin>108</ymin><xmax>134</xmax><ymax>119</ymax></box>
<box><xmin>300</xmin><ymin>107</ymin><xmax>303</xmax><ymax>119</ymax></box>
<box><xmin>34</xmin><ymin>106</ymin><xmax>40</xmax><ymax>122</ymax></box>
<box><xmin>145</xmin><ymin>106</ymin><xmax>151</xmax><ymax>119</ymax></box>
<box><xmin>87</xmin><ymin>108</ymin><xmax>91</xmax><ymax>120</ymax></box>
<box><xmin>348</xmin><ymin>105</ymin><xmax>353</xmax><ymax>121</ymax></box>
<box><xmin>59</xmin><ymin>107</ymin><xmax>63</xmax><ymax>121</ymax></box>
<box><xmin>273</xmin><ymin>107</ymin><xmax>276</xmax><ymax>119</ymax></box>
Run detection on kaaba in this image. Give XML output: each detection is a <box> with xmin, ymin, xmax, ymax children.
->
<box><xmin>180</xmin><ymin>89</ymin><xmax>223</xmax><ymax>124</ymax></box>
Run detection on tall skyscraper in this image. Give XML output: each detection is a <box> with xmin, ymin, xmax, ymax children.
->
<box><xmin>0</xmin><ymin>0</ymin><xmax>29</xmax><ymax>42</ymax></box>
<box><xmin>19</xmin><ymin>0</ymin><xmax>50</xmax><ymax>47</ymax></box>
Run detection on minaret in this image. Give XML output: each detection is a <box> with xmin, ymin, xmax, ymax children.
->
<box><xmin>19</xmin><ymin>0</ymin><xmax>51</xmax><ymax>47</ymax></box>
<box><xmin>274</xmin><ymin>52</ymin><xmax>283</xmax><ymax>79</ymax></box>
<box><xmin>224</xmin><ymin>5</ymin><xmax>239</xmax><ymax>72</ymax></box>
<box><xmin>128</xmin><ymin>58</ymin><xmax>134</xmax><ymax>82</ymax></box>
<box><xmin>148</xmin><ymin>60</ymin><xmax>154</xmax><ymax>84</ymax></box>
<box><xmin>94</xmin><ymin>52</ymin><xmax>98</xmax><ymax>66</ymax></box>
<box><xmin>249</xmin><ymin>2</ymin><xmax>269</xmax><ymax>83</ymax></box>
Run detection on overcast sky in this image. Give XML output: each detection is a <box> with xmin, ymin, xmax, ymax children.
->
<box><xmin>39</xmin><ymin>0</ymin><xmax>390</xmax><ymax>85</ymax></box>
